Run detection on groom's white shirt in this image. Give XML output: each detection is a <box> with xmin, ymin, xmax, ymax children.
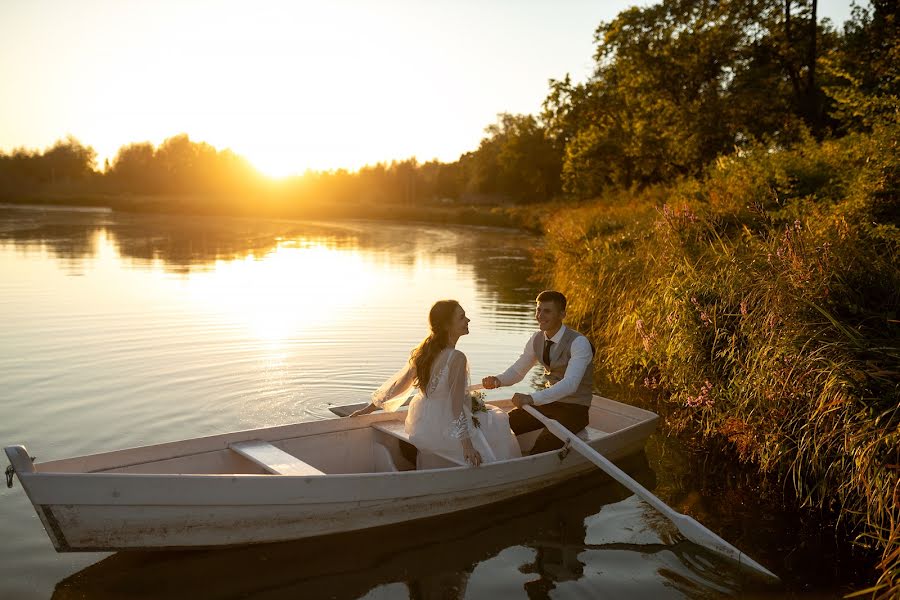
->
<box><xmin>496</xmin><ymin>325</ymin><xmax>593</xmax><ymax>405</ymax></box>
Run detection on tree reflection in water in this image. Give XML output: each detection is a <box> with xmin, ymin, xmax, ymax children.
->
<box><xmin>0</xmin><ymin>209</ymin><xmax>540</xmax><ymax>308</ymax></box>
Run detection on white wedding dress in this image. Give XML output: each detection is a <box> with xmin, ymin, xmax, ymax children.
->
<box><xmin>372</xmin><ymin>348</ymin><xmax>521</xmax><ymax>467</ymax></box>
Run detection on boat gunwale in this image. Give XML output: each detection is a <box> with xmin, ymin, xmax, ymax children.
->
<box><xmin>14</xmin><ymin>434</ymin><xmax>654</xmax><ymax>508</ymax></box>
<box><xmin>10</xmin><ymin>418</ymin><xmax>659</xmax><ymax>508</ymax></box>
<box><xmin>16</xmin><ymin>420</ymin><xmax>652</xmax><ymax>481</ymax></box>
<box><xmin>8</xmin><ymin>396</ymin><xmax>658</xmax><ymax>480</ymax></box>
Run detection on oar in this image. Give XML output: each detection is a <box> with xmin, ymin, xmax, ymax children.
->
<box><xmin>521</xmin><ymin>404</ymin><xmax>780</xmax><ymax>582</ymax></box>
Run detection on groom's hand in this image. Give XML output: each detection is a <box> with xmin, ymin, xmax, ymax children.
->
<box><xmin>511</xmin><ymin>393</ymin><xmax>534</xmax><ymax>408</ymax></box>
<box><xmin>482</xmin><ymin>376</ymin><xmax>502</xmax><ymax>389</ymax></box>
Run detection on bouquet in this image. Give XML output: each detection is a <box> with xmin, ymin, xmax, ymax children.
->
<box><xmin>470</xmin><ymin>390</ymin><xmax>488</xmax><ymax>428</ymax></box>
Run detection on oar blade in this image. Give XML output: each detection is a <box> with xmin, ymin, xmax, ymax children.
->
<box><xmin>674</xmin><ymin>513</ymin><xmax>779</xmax><ymax>582</ymax></box>
<box><xmin>519</xmin><ymin>404</ymin><xmax>780</xmax><ymax>583</ymax></box>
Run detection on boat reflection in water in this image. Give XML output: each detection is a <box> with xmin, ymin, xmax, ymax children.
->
<box><xmin>53</xmin><ymin>453</ymin><xmax>766</xmax><ymax>599</ymax></box>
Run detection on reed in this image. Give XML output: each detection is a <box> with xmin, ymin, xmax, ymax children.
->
<box><xmin>542</xmin><ymin>124</ymin><xmax>900</xmax><ymax>597</ymax></box>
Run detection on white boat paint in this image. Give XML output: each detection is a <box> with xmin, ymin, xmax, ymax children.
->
<box><xmin>4</xmin><ymin>395</ymin><xmax>658</xmax><ymax>552</ymax></box>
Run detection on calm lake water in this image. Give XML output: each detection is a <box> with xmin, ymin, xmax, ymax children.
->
<box><xmin>0</xmin><ymin>208</ymin><xmax>874</xmax><ymax>598</ymax></box>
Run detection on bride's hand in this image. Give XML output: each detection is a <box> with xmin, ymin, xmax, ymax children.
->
<box><xmin>350</xmin><ymin>403</ymin><xmax>378</xmax><ymax>417</ymax></box>
<box><xmin>461</xmin><ymin>438</ymin><xmax>482</xmax><ymax>467</ymax></box>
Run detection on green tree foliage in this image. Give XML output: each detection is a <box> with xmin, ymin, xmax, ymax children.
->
<box><xmin>460</xmin><ymin>113</ymin><xmax>562</xmax><ymax>203</ymax></box>
<box><xmin>551</xmin><ymin>0</ymin><xmax>836</xmax><ymax>198</ymax></box>
<box><xmin>823</xmin><ymin>0</ymin><xmax>899</xmax><ymax>131</ymax></box>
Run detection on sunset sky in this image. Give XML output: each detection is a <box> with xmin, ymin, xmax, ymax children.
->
<box><xmin>0</xmin><ymin>0</ymin><xmax>857</xmax><ymax>177</ymax></box>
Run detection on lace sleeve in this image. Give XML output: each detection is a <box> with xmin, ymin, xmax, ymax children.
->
<box><xmin>372</xmin><ymin>361</ymin><xmax>417</xmax><ymax>412</ymax></box>
<box><xmin>447</xmin><ymin>351</ymin><xmax>470</xmax><ymax>440</ymax></box>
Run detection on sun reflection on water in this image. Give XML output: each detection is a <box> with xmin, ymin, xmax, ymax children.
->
<box><xmin>182</xmin><ymin>241</ymin><xmax>379</xmax><ymax>343</ymax></box>
<box><xmin>56</xmin><ymin>226</ymin><xmax>489</xmax><ymax>352</ymax></box>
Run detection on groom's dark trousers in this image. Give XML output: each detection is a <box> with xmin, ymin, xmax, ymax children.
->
<box><xmin>508</xmin><ymin>402</ymin><xmax>590</xmax><ymax>455</ymax></box>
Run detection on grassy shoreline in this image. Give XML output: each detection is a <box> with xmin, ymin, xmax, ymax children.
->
<box><xmin>541</xmin><ymin>124</ymin><xmax>899</xmax><ymax>596</ymax></box>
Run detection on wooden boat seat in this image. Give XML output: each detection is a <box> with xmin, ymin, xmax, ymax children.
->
<box><xmin>228</xmin><ymin>440</ymin><xmax>325</xmax><ymax>476</ymax></box>
<box><xmin>371</xmin><ymin>420</ymin><xmax>467</xmax><ymax>467</ymax></box>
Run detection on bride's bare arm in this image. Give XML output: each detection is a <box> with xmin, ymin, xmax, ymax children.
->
<box><xmin>447</xmin><ymin>351</ymin><xmax>482</xmax><ymax>466</ymax></box>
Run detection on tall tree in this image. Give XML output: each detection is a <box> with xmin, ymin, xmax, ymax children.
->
<box><xmin>782</xmin><ymin>0</ymin><xmax>827</xmax><ymax>131</ymax></box>
<box><xmin>823</xmin><ymin>0</ymin><xmax>900</xmax><ymax>131</ymax></box>
<box><xmin>463</xmin><ymin>113</ymin><xmax>561</xmax><ymax>203</ymax></box>
<box><xmin>550</xmin><ymin>0</ymin><xmax>834</xmax><ymax>198</ymax></box>
<box><xmin>41</xmin><ymin>136</ymin><xmax>97</xmax><ymax>183</ymax></box>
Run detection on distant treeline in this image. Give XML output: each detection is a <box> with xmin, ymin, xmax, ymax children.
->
<box><xmin>3</xmin><ymin>1</ymin><xmax>895</xmax><ymax>212</ymax></box>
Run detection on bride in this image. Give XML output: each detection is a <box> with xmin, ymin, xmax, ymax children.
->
<box><xmin>351</xmin><ymin>300</ymin><xmax>521</xmax><ymax>467</ymax></box>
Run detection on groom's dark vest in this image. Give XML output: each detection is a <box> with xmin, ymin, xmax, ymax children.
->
<box><xmin>532</xmin><ymin>328</ymin><xmax>594</xmax><ymax>406</ymax></box>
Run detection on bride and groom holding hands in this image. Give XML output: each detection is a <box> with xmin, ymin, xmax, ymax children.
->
<box><xmin>352</xmin><ymin>290</ymin><xmax>594</xmax><ymax>468</ymax></box>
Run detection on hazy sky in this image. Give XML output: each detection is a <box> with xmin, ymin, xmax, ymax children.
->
<box><xmin>0</xmin><ymin>0</ymin><xmax>859</xmax><ymax>176</ymax></box>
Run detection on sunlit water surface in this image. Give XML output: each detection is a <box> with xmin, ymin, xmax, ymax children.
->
<box><xmin>0</xmin><ymin>208</ymin><xmax>872</xmax><ymax>598</ymax></box>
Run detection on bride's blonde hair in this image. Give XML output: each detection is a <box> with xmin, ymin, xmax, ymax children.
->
<box><xmin>411</xmin><ymin>300</ymin><xmax>460</xmax><ymax>393</ymax></box>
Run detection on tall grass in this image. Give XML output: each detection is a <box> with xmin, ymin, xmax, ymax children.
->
<box><xmin>543</xmin><ymin>124</ymin><xmax>900</xmax><ymax>597</ymax></box>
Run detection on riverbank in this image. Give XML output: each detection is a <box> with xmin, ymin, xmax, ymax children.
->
<box><xmin>0</xmin><ymin>192</ymin><xmax>544</xmax><ymax>233</ymax></box>
<box><xmin>542</xmin><ymin>124</ymin><xmax>900</xmax><ymax>596</ymax></box>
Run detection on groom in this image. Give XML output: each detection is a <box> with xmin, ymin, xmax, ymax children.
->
<box><xmin>482</xmin><ymin>290</ymin><xmax>594</xmax><ymax>455</ymax></box>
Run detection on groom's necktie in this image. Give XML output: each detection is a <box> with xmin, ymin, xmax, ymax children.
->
<box><xmin>542</xmin><ymin>339</ymin><xmax>554</xmax><ymax>366</ymax></box>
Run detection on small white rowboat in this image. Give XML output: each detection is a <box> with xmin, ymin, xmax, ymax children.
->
<box><xmin>4</xmin><ymin>396</ymin><xmax>658</xmax><ymax>552</ymax></box>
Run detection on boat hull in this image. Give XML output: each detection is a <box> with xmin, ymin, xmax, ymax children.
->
<box><xmin>7</xmin><ymin>396</ymin><xmax>658</xmax><ymax>551</ymax></box>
